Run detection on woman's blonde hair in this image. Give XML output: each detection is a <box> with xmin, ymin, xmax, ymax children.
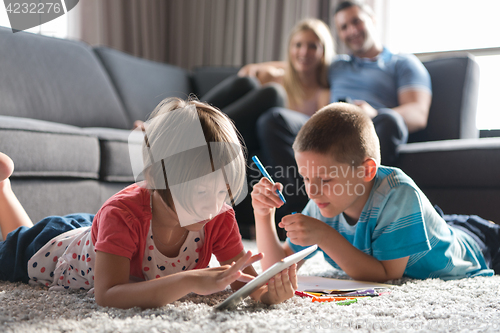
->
<box><xmin>142</xmin><ymin>97</ymin><xmax>246</xmax><ymax>215</ymax></box>
<box><xmin>283</xmin><ymin>18</ymin><xmax>335</xmax><ymax>108</ymax></box>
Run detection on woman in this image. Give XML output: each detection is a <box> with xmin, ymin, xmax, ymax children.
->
<box><xmin>239</xmin><ymin>18</ymin><xmax>334</xmax><ymax>116</ymax></box>
<box><xmin>240</xmin><ymin>19</ymin><xmax>335</xmax><ymax>238</ymax></box>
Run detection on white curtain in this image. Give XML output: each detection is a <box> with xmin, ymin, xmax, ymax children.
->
<box><xmin>69</xmin><ymin>0</ymin><xmax>387</xmax><ymax>70</ymax></box>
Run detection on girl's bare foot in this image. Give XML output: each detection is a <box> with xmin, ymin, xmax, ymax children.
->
<box><xmin>0</xmin><ymin>152</ymin><xmax>14</xmax><ymax>183</ymax></box>
<box><xmin>0</xmin><ymin>153</ymin><xmax>33</xmax><ymax>239</ymax></box>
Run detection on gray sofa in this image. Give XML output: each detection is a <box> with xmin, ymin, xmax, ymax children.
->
<box><xmin>1</xmin><ymin>27</ymin><xmax>499</xmax><ymax>242</ymax></box>
<box><xmin>0</xmin><ymin>27</ymin><xmax>242</xmax><ymax>233</ymax></box>
<box><xmin>395</xmin><ymin>55</ymin><xmax>500</xmax><ymax>223</ymax></box>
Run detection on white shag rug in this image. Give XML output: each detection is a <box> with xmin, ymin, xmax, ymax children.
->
<box><xmin>1</xmin><ymin>239</ymin><xmax>500</xmax><ymax>333</ymax></box>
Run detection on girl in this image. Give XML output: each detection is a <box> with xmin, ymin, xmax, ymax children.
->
<box><xmin>0</xmin><ymin>98</ymin><xmax>297</xmax><ymax>309</ymax></box>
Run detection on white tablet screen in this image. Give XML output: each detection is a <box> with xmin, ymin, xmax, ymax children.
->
<box><xmin>214</xmin><ymin>244</ymin><xmax>318</xmax><ymax>310</ymax></box>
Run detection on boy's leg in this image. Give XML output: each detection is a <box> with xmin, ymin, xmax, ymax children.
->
<box><xmin>0</xmin><ymin>152</ymin><xmax>33</xmax><ymax>241</ymax></box>
<box><xmin>443</xmin><ymin>212</ymin><xmax>500</xmax><ymax>275</ymax></box>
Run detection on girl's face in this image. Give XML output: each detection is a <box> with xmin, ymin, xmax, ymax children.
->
<box><xmin>172</xmin><ymin>172</ymin><xmax>230</xmax><ymax>230</ymax></box>
<box><xmin>289</xmin><ymin>29</ymin><xmax>324</xmax><ymax>75</ymax></box>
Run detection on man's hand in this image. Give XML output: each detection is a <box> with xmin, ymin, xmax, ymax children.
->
<box><xmin>251</xmin><ymin>177</ymin><xmax>285</xmax><ymax>217</ymax></box>
<box><xmin>279</xmin><ymin>213</ymin><xmax>328</xmax><ymax>247</ymax></box>
<box><xmin>352</xmin><ymin>100</ymin><xmax>378</xmax><ymax>119</ymax></box>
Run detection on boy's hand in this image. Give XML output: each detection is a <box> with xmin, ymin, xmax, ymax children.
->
<box><xmin>279</xmin><ymin>213</ymin><xmax>327</xmax><ymax>246</ymax></box>
<box><xmin>251</xmin><ymin>177</ymin><xmax>284</xmax><ymax>217</ymax></box>
<box><xmin>260</xmin><ymin>263</ymin><xmax>298</xmax><ymax>305</ymax></box>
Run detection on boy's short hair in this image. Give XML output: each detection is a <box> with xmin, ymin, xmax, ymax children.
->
<box><xmin>292</xmin><ymin>102</ymin><xmax>381</xmax><ymax>166</ymax></box>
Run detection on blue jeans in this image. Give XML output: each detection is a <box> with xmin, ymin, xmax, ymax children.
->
<box><xmin>0</xmin><ymin>214</ymin><xmax>94</xmax><ymax>283</ymax></box>
<box><xmin>435</xmin><ymin>206</ymin><xmax>500</xmax><ymax>274</ymax></box>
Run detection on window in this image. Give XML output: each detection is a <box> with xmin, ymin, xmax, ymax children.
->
<box><xmin>384</xmin><ymin>0</ymin><xmax>500</xmax><ymax>130</ymax></box>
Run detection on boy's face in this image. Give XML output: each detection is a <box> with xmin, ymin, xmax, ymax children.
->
<box><xmin>295</xmin><ymin>150</ymin><xmax>371</xmax><ymax>219</ymax></box>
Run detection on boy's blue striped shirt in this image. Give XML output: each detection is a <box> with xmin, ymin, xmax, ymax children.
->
<box><xmin>287</xmin><ymin>166</ymin><xmax>493</xmax><ymax>279</ymax></box>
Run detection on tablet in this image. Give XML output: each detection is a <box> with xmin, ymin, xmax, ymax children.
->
<box><xmin>214</xmin><ymin>244</ymin><xmax>318</xmax><ymax>310</ymax></box>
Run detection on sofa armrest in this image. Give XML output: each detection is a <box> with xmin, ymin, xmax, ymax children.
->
<box><xmin>397</xmin><ymin>138</ymin><xmax>500</xmax><ymax>188</ymax></box>
<box><xmin>396</xmin><ymin>138</ymin><xmax>500</xmax><ymax>221</ymax></box>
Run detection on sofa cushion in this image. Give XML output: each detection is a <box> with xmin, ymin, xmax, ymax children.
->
<box><xmin>93</xmin><ymin>46</ymin><xmax>192</xmax><ymax>125</ymax></box>
<box><xmin>0</xmin><ymin>27</ymin><xmax>130</xmax><ymax>129</ymax></box>
<box><xmin>0</xmin><ymin>116</ymin><xmax>99</xmax><ymax>179</ymax></box>
<box><xmin>397</xmin><ymin>138</ymin><xmax>500</xmax><ymax>188</ymax></box>
<box><xmin>82</xmin><ymin>128</ymin><xmax>143</xmax><ymax>182</ymax></box>
<box><xmin>10</xmin><ymin>179</ymin><xmax>104</xmax><ymax>223</ymax></box>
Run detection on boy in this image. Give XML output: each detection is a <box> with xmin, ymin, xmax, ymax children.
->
<box><xmin>252</xmin><ymin>103</ymin><xmax>499</xmax><ymax>282</ymax></box>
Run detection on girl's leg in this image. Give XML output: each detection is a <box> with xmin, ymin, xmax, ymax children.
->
<box><xmin>0</xmin><ymin>152</ymin><xmax>33</xmax><ymax>241</ymax></box>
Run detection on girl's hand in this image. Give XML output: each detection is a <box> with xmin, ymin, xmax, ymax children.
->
<box><xmin>190</xmin><ymin>251</ymin><xmax>262</xmax><ymax>295</ymax></box>
<box><xmin>279</xmin><ymin>213</ymin><xmax>327</xmax><ymax>247</ymax></box>
<box><xmin>260</xmin><ymin>263</ymin><xmax>298</xmax><ymax>305</ymax></box>
<box><xmin>251</xmin><ymin>177</ymin><xmax>284</xmax><ymax>217</ymax></box>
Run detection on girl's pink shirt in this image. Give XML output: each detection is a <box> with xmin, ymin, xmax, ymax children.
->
<box><xmin>91</xmin><ymin>184</ymin><xmax>244</xmax><ymax>280</ymax></box>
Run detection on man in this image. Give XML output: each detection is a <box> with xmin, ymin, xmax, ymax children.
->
<box><xmin>328</xmin><ymin>0</ymin><xmax>431</xmax><ymax>162</ymax></box>
<box><xmin>253</xmin><ymin>0</ymin><xmax>432</xmax><ymax>225</ymax></box>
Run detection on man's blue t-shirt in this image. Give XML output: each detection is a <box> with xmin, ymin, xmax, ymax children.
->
<box><xmin>329</xmin><ymin>48</ymin><xmax>432</xmax><ymax>108</ymax></box>
<box><xmin>287</xmin><ymin>167</ymin><xmax>493</xmax><ymax>280</ymax></box>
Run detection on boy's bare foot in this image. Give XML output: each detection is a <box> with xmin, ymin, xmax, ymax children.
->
<box><xmin>0</xmin><ymin>152</ymin><xmax>14</xmax><ymax>183</ymax></box>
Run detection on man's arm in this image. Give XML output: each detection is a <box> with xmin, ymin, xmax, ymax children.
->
<box><xmin>393</xmin><ymin>89</ymin><xmax>432</xmax><ymax>133</ymax></box>
<box><xmin>354</xmin><ymin>89</ymin><xmax>431</xmax><ymax>133</ymax></box>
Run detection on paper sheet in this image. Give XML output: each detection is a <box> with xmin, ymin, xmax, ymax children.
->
<box><xmin>298</xmin><ymin>275</ymin><xmax>393</xmax><ymax>292</ymax></box>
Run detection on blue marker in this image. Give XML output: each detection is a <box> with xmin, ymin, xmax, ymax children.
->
<box><xmin>252</xmin><ymin>155</ymin><xmax>286</xmax><ymax>203</ymax></box>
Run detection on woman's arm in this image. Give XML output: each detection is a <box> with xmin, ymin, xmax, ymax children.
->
<box><xmin>238</xmin><ymin>61</ymin><xmax>286</xmax><ymax>86</ymax></box>
<box><xmin>94</xmin><ymin>250</ymin><xmax>257</xmax><ymax>309</ymax></box>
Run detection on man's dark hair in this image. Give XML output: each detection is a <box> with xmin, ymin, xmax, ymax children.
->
<box><xmin>333</xmin><ymin>0</ymin><xmax>374</xmax><ymax>17</ymax></box>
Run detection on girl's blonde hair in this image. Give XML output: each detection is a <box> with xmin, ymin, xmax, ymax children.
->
<box><xmin>142</xmin><ymin>97</ymin><xmax>246</xmax><ymax>215</ymax></box>
<box><xmin>283</xmin><ymin>18</ymin><xmax>335</xmax><ymax>108</ymax></box>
